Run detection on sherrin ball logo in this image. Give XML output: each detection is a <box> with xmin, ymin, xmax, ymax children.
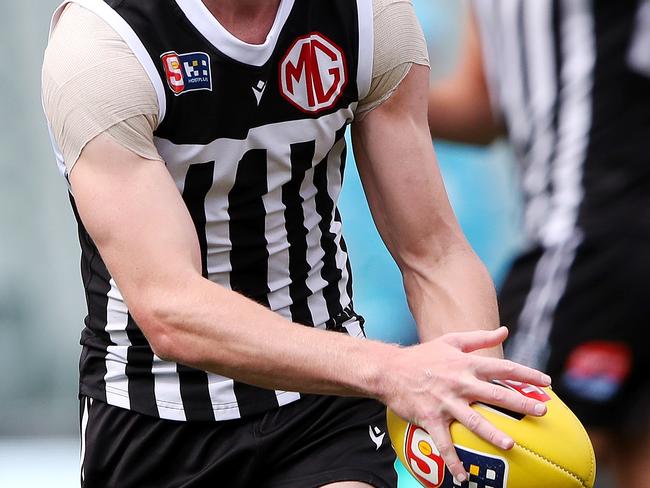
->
<box><xmin>405</xmin><ymin>424</ymin><xmax>445</xmax><ymax>487</ymax></box>
<box><xmin>387</xmin><ymin>384</ymin><xmax>597</xmax><ymax>488</ymax></box>
<box><xmin>404</xmin><ymin>424</ymin><xmax>508</xmax><ymax>488</ymax></box>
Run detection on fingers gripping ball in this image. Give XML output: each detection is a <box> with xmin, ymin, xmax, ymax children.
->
<box><xmin>387</xmin><ymin>382</ymin><xmax>596</xmax><ymax>488</ymax></box>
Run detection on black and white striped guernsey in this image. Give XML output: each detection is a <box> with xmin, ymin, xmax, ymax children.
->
<box><xmin>51</xmin><ymin>0</ymin><xmax>374</xmax><ymax>421</ymax></box>
<box><xmin>472</xmin><ymin>0</ymin><xmax>650</xmax><ymax>368</ymax></box>
<box><xmin>473</xmin><ymin>0</ymin><xmax>650</xmax><ymax>247</ymax></box>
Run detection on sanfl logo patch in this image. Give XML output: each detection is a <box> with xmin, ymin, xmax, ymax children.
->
<box><xmin>161</xmin><ymin>51</ymin><xmax>212</xmax><ymax>95</ymax></box>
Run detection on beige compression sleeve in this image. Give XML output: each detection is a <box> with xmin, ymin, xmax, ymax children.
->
<box><xmin>42</xmin><ymin>1</ymin><xmax>430</xmax><ymax>168</ymax></box>
<box><xmin>357</xmin><ymin>0</ymin><xmax>430</xmax><ymax>117</ymax></box>
<box><xmin>42</xmin><ymin>3</ymin><xmax>161</xmax><ymax>174</ymax></box>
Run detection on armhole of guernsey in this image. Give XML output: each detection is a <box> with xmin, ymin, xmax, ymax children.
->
<box><xmin>50</xmin><ymin>0</ymin><xmax>167</xmax><ymax>125</ymax></box>
<box><xmin>356</xmin><ymin>0</ymin><xmax>374</xmax><ymax>101</ymax></box>
<box><xmin>46</xmin><ymin>120</ymin><xmax>69</xmax><ymax>186</ymax></box>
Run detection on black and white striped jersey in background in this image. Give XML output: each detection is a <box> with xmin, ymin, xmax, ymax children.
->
<box><xmin>51</xmin><ymin>0</ymin><xmax>373</xmax><ymax>421</ymax></box>
<box><xmin>629</xmin><ymin>0</ymin><xmax>650</xmax><ymax>76</ymax></box>
<box><xmin>474</xmin><ymin>0</ymin><xmax>650</xmax><ymax>248</ymax></box>
<box><xmin>472</xmin><ymin>0</ymin><xmax>650</xmax><ymax>369</ymax></box>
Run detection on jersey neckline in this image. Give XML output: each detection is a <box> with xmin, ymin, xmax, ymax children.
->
<box><xmin>174</xmin><ymin>0</ymin><xmax>296</xmax><ymax>67</ymax></box>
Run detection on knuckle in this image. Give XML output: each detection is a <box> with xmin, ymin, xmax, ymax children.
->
<box><xmin>430</xmin><ymin>430</ymin><xmax>451</xmax><ymax>449</ymax></box>
<box><xmin>421</xmin><ymin>407</ymin><xmax>445</xmax><ymax>426</ymax></box>
<box><xmin>454</xmin><ymin>376</ymin><xmax>471</xmax><ymax>396</ymax></box>
<box><xmin>466</xmin><ymin>356</ymin><xmax>479</xmax><ymax>373</ymax></box>
<box><xmin>487</xmin><ymin>428</ymin><xmax>498</xmax><ymax>445</ymax></box>
<box><xmin>492</xmin><ymin>430</ymin><xmax>502</xmax><ymax>445</ymax></box>
<box><xmin>504</xmin><ymin>360</ymin><xmax>517</xmax><ymax>375</ymax></box>
<box><xmin>439</xmin><ymin>396</ymin><xmax>457</xmax><ymax>414</ymax></box>
<box><xmin>451</xmin><ymin>370</ymin><xmax>473</xmax><ymax>392</ymax></box>
<box><xmin>440</xmin><ymin>442</ymin><xmax>456</xmax><ymax>458</ymax></box>
<box><xmin>416</xmin><ymin>409</ymin><xmax>433</xmax><ymax>426</ymax></box>
<box><xmin>448</xmin><ymin>373</ymin><xmax>464</xmax><ymax>391</ymax></box>
<box><xmin>466</xmin><ymin>412</ymin><xmax>481</xmax><ymax>431</ymax></box>
<box><xmin>448</xmin><ymin>459</ymin><xmax>465</xmax><ymax>474</ymax></box>
<box><xmin>423</xmin><ymin>412</ymin><xmax>441</xmax><ymax>426</ymax></box>
<box><xmin>440</xmin><ymin>332</ymin><xmax>456</xmax><ymax>346</ymax></box>
<box><xmin>491</xmin><ymin>384</ymin><xmax>505</xmax><ymax>402</ymax></box>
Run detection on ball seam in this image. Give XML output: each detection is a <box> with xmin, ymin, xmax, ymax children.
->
<box><xmin>514</xmin><ymin>443</ymin><xmax>589</xmax><ymax>488</ymax></box>
<box><xmin>572</xmin><ymin>409</ymin><xmax>596</xmax><ymax>485</ymax></box>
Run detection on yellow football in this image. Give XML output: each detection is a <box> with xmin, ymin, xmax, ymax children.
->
<box><xmin>387</xmin><ymin>382</ymin><xmax>596</xmax><ymax>488</ymax></box>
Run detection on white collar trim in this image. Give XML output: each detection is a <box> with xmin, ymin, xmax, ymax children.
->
<box><xmin>174</xmin><ymin>0</ymin><xmax>296</xmax><ymax>66</ymax></box>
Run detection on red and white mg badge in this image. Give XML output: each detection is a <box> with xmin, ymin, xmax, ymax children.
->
<box><xmin>279</xmin><ymin>33</ymin><xmax>348</xmax><ymax>113</ymax></box>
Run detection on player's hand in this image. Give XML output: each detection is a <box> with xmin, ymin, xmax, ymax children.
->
<box><xmin>380</xmin><ymin>326</ymin><xmax>551</xmax><ymax>484</ymax></box>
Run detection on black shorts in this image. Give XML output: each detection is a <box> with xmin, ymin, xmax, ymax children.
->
<box><xmin>499</xmin><ymin>235</ymin><xmax>650</xmax><ymax>432</ymax></box>
<box><xmin>79</xmin><ymin>393</ymin><xmax>397</xmax><ymax>488</ymax></box>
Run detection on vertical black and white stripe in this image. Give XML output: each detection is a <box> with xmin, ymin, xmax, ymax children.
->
<box><xmin>474</xmin><ymin>0</ymin><xmax>650</xmax><ymax>369</ymax></box>
<box><xmin>473</xmin><ymin>0</ymin><xmax>595</xmax><ymax>369</ymax></box>
<box><xmin>74</xmin><ymin>111</ymin><xmax>361</xmax><ymax>422</ymax></box>
<box><xmin>629</xmin><ymin>0</ymin><xmax>650</xmax><ymax>77</ymax></box>
<box><xmin>52</xmin><ymin>0</ymin><xmax>374</xmax><ymax>421</ymax></box>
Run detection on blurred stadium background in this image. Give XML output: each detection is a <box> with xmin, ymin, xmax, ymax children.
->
<box><xmin>0</xmin><ymin>1</ymin><xmax>601</xmax><ymax>487</ymax></box>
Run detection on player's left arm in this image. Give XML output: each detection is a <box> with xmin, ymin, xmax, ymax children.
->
<box><xmin>352</xmin><ymin>63</ymin><xmax>501</xmax><ymax>355</ymax></box>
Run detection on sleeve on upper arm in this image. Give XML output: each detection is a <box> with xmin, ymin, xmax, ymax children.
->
<box><xmin>42</xmin><ymin>4</ymin><xmax>162</xmax><ymax>174</ymax></box>
<box><xmin>356</xmin><ymin>0</ymin><xmax>430</xmax><ymax>118</ymax></box>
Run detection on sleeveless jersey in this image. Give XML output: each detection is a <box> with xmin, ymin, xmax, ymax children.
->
<box><xmin>473</xmin><ymin>0</ymin><xmax>650</xmax><ymax>370</ymax></box>
<box><xmin>49</xmin><ymin>0</ymin><xmax>373</xmax><ymax>421</ymax></box>
<box><xmin>473</xmin><ymin>0</ymin><xmax>650</xmax><ymax>247</ymax></box>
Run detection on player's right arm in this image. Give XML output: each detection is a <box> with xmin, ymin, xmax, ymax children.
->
<box><xmin>69</xmin><ymin>132</ymin><xmax>550</xmax><ymax>421</ymax></box>
<box><xmin>427</xmin><ymin>12</ymin><xmax>504</xmax><ymax>145</ymax></box>
<box><xmin>67</xmin><ymin>133</ymin><xmax>385</xmax><ymax>396</ymax></box>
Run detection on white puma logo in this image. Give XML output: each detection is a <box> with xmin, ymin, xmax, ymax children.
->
<box><xmin>369</xmin><ymin>425</ymin><xmax>385</xmax><ymax>450</ymax></box>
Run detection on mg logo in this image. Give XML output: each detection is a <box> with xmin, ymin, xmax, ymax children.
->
<box><xmin>279</xmin><ymin>33</ymin><xmax>347</xmax><ymax>113</ymax></box>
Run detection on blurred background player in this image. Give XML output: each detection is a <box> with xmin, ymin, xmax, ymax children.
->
<box><xmin>427</xmin><ymin>1</ymin><xmax>650</xmax><ymax>487</ymax></box>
